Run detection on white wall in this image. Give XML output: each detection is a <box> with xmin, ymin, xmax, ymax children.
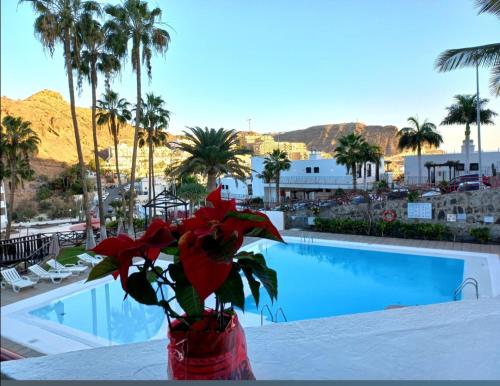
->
<box><xmin>217</xmin><ymin>177</ymin><xmax>249</xmax><ymax>199</ymax></box>
<box><xmin>404</xmin><ymin>151</ymin><xmax>500</xmax><ymax>183</ymax></box>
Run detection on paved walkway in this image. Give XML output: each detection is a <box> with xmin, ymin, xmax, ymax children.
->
<box><xmin>1</xmin><ymin>233</ymin><xmax>498</xmax><ymax>360</ymax></box>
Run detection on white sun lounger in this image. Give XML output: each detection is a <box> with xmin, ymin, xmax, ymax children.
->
<box><xmin>77</xmin><ymin>253</ymin><xmax>103</xmax><ymax>267</ymax></box>
<box><xmin>28</xmin><ymin>264</ymin><xmax>72</xmax><ymax>284</ymax></box>
<box><xmin>46</xmin><ymin>259</ymin><xmax>88</xmax><ymax>276</ymax></box>
<box><xmin>0</xmin><ymin>268</ymin><xmax>38</xmax><ymax>293</ymax></box>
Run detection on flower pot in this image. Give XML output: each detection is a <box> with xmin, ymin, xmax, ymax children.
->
<box><xmin>167</xmin><ymin>311</ymin><xmax>255</xmax><ymax>380</ymax></box>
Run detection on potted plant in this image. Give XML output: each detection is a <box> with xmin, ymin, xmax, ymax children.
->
<box><xmin>87</xmin><ymin>187</ymin><xmax>283</xmax><ymax>380</ymax></box>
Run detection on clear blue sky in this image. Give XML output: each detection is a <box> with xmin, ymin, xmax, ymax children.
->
<box><xmin>1</xmin><ymin>0</ymin><xmax>499</xmax><ymax>152</ymax></box>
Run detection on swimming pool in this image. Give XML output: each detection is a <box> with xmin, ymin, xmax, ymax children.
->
<box><xmin>2</xmin><ymin>236</ymin><xmax>498</xmax><ymax>354</ymax></box>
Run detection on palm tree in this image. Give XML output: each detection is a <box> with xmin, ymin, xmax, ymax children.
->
<box><xmin>96</xmin><ymin>90</ymin><xmax>131</xmax><ymax>216</ymax></box>
<box><xmin>263</xmin><ymin>149</ymin><xmax>291</xmax><ymax>204</ymax></box>
<box><xmin>105</xmin><ymin>0</ymin><xmax>170</xmax><ymax>234</ymax></box>
<box><xmin>137</xmin><ymin>93</ymin><xmax>170</xmax><ymax>215</ymax></box>
<box><xmin>359</xmin><ymin>142</ymin><xmax>383</xmax><ymax>190</ymax></box>
<box><xmin>435</xmin><ymin>0</ymin><xmax>499</xmax><ymax>95</ymax></box>
<box><xmin>177</xmin><ymin>182</ymin><xmax>207</xmax><ymax>216</ymax></box>
<box><xmin>257</xmin><ymin>166</ymin><xmax>275</xmax><ymax>205</ymax></box>
<box><xmin>441</xmin><ymin>94</ymin><xmax>496</xmax><ymax>174</ymax></box>
<box><xmin>78</xmin><ymin>7</ymin><xmax>121</xmax><ymax>240</ymax></box>
<box><xmin>22</xmin><ymin>0</ymin><xmax>99</xmax><ymax>249</ymax></box>
<box><xmin>0</xmin><ymin>116</ymin><xmax>40</xmax><ymax>239</ymax></box>
<box><xmin>397</xmin><ymin>117</ymin><xmax>443</xmax><ymax>185</ymax></box>
<box><xmin>334</xmin><ymin>133</ymin><xmax>366</xmax><ymax>191</ymax></box>
<box><xmin>173</xmin><ymin>127</ymin><xmax>252</xmax><ymax>192</ymax></box>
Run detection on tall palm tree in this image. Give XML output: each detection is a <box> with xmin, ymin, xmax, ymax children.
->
<box><xmin>435</xmin><ymin>1</ymin><xmax>499</xmax><ymax>95</ymax></box>
<box><xmin>0</xmin><ymin>116</ymin><xmax>40</xmax><ymax>239</ymax></box>
<box><xmin>105</xmin><ymin>0</ymin><xmax>170</xmax><ymax>234</ymax></box>
<box><xmin>137</xmin><ymin>93</ymin><xmax>170</xmax><ymax>215</ymax></box>
<box><xmin>96</xmin><ymin>89</ymin><xmax>132</xmax><ymax>215</ymax></box>
<box><xmin>263</xmin><ymin>149</ymin><xmax>291</xmax><ymax>204</ymax></box>
<box><xmin>397</xmin><ymin>117</ymin><xmax>443</xmax><ymax>185</ymax></box>
<box><xmin>441</xmin><ymin>94</ymin><xmax>496</xmax><ymax>174</ymax></box>
<box><xmin>174</xmin><ymin>127</ymin><xmax>252</xmax><ymax>192</ymax></box>
<box><xmin>359</xmin><ymin>142</ymin><xmax>383</xmax><ymax>190</ymax></box>
<box><xmin>334</xmin><ymin>133</ymin><xmax>366</xmax><ymax>191</ymax></box>
<box><xmin>78</xmin><ymin>7</ymin><xmax>121</xmax><ymax>240</ymax></box>
<box><xmin>21</xmin><ymin>0</ymin><xmax>99</xmax><ymax>249</ymax></box>
<box><xmin>257</xmin><ymin>166</ymin><xmax>275</xmax><ymax>205</ymax></box>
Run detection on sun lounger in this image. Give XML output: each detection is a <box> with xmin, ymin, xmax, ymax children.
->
<box><xmin>0</xmin><ymin>268</ymin><xmax>38</xmax><ymax>293</ymax></box>
<box><xmin>28</xmin><ymin>264</ymin><xmax>72</xmax><ymax>284</ymax></box>
<box><xmin>46</xmin><ymin>259</ymin><xmax>88</xmax><ymax>276</ymax></box>
<box><xmin>77</xmin><ymin>253</ymin><xmax>103</xmax><ymax>267</ymax></box>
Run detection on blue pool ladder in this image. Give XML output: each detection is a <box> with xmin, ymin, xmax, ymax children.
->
<box><xmin>453</xmin><ymin>277</ymin><xmax>479</xmax><ymax>300</ymax></box>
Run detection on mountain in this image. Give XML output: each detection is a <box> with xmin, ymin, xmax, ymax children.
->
<box><xmin>0</xmin><ymin>90</ymin><xmax>137</xmax><ymax>165</ymax></box>
<box><xmin>271</xmin><ymin>122</ymin><xmax>400</xmax><ymax>156</ymax></box>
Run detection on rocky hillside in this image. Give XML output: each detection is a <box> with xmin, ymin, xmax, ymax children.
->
<box><xmin>0</xmin><ymin>90</ymin><xmax>137</xmax><ymax>165</ymax></box>
<box><xmin>272</xmin><ymin>122</ymin><xmax>400</xmax><ymax>156</ymax></box>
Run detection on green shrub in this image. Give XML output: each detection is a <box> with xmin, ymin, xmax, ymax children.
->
<box><xmin>407</xmin><ymin>190</ymin><xmax>420</xmax><ymax>202</ymax></box>
<box><xmin>37</xmin><ymin>185</ymin><xmax>53</xmax><ymax>201</ymax></box>
<box><xmin>314</xmin><ymin>218</ymin><xmax>452</xmax><ymax>241</ymax></box>
<box><xmin>470</xmin><ymin>227</ymin><xmax>490</xmax><ymax>244</ymax></box>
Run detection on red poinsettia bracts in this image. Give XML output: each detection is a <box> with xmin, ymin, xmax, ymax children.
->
<box><xmin>178</xmin><ymin>186</ymin><xmax>283</xmax><ymax>301</ymax></box>
<box><xmin>92</xmin><ymin>219</ymin><xmax>175</xmax><ymax>290</ymax></box>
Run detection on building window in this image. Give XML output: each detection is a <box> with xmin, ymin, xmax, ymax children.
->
<box><xmin>0</xmin><ymin>208</ymin><xmax>5</xmax><ymax>216</ymax></box>
<box><xmin>367</xmin><ymin>163</ymin><xmax>372</xmax><ymax>177</ymax></box>
<box><xmin>313</xmin><ymin>167</ymin><xmax>319</xmax><ymax>173</ymax></box>
<box><xmin>457</xmin><ymin>163</ymin><xmax>465</xmax><ymax>171</ymax></box>
<box><xmin>247</xmin><ymin>184</ymin><xmax>253</xmax><ymax>196</ymax></box>
<box><xmin>470</xmin><ymin>163</ymin><xmax>479</xmax><ymax>171</ymax></box>
<box><xmin>357</xmin><ymin>164</ymin><xmax>362</xmax><ymax>178</ymax></box>
<box><xmin>306</xmin><ymin>167</ymin><xmax>311</xmax><ymax>173</ymax></box>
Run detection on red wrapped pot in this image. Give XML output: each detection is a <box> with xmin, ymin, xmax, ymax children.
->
<box><xmin>167</xmin><ymin>311</ymin><xmax>255</xmax><ymax>380</ymax></box>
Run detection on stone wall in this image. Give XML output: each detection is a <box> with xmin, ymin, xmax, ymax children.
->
<box><xmin>289</xmin><ymin>187</ymin><xmax>500</xmax><ymax>242</ymax></box>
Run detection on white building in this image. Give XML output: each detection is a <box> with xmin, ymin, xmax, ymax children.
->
<box><xmin>219</xmin><ymin>151</ymin><xmax>385</xmax><ymax>202</ymax></box>
<box><xmin>0</xmin><ymin>182</ymin><xmax>7</xmax><ymax>231</ymax></box>
<box><xmin>404</xmin><ymin>142</ymin><xmax>500</xmax><ymax>184</ymax></box>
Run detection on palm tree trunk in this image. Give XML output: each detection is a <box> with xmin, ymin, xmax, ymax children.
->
<box><xmin>5</xmin><ymin>163</ymin><xmax>16</xmax><ymax>239</ymax></box>
<box><xmin>90</xmin><ymin>60</ymin><xmax>106</xmax><ymax>240</ymax></box>
<box><xmin>113</xmin><ymin>127</ymin><xmax>127</xmax><ymax>224</ymax></box>
<box><xmin>352</xmin><ymin>163</ymin><xmax>357</xmax><ymax>191</ymax></box>
<box><xmin>363</xmin><ymin>162</ymin><xmax>367</xmax><ymax>190</ymax></box>
<box><xmin>151</xmin><ymin>155</ymin><xmax>156</xmax><ymax>216</ymax></box>
<box><xmin>207</xmin><ymin>172</ymin><xmax>217</xmax><ymax>193</ymax></box>
<box><xmin>417</xmin><ymin>145</ymin><xmax>422</xmax><ymax>185</ymax></box>
<box><xmin>127</xmin><ymin>47</ymin><xmax>142</xmax><ymax>237</ymax></box>
<box><xmin>148</xmin><ymin>130</ymin><xmax>153</xmax><ymax>219</ymax></box>
<box><xmin>276</xmin><ymin>171</ymin><xmax>281</xmax><ymax>205</ymax></box>
<box><xmin>464</xmin><ymin>122</ymin><xmax>471</xmax><ymax>174</ymax></box>
<box><xmin>63</xmin><ymin>29</ymin><xmax>95</xmax><ymax>249</ymax></box>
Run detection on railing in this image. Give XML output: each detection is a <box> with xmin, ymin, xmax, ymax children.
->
<box><xmin>454</xmin><ymin>277</ymin><xmax>479</xmax><ymax>300</ymax></box>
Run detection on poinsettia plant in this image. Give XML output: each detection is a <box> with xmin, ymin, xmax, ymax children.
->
<box><xmin>86</xmin><ymin>187</ymin><xmax>283</xmax><ymax>330</ymax></box>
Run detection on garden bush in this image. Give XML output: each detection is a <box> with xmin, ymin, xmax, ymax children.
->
<box><xmin>314</xmin><ymin>218</ymin><xmax>452</xmax><ymax>241</ymax></box>
<box><xmin>469</xmin><ymin>227</ymin><xmax>490</xmax><ymax>244</ymax></box>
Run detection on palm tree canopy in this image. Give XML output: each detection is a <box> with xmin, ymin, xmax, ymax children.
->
<box><xmin>104</xmin><ymin>0</ymin><xmax>170</xmax><ymax>78</ymax></box>
<box><xmin>173</xmin><ymin>127</ymin><xmax>252</xmax><ymax>181</ymax></box>
<box><xmin>334</xmin><ymin>133</ymin><xmax>366</xmax><ymax>174</ymax></box>
<box><xmin>441</xmin><ymin>94</ymin><xmax>497</xmax><ymax>126</ymax></box>
<box><xmin>137</xmin><ymin>93</ymin><xmax>170</xmax><ymax>149</ymax></box>
<box><xmin>475</xmin><ymin>0</ymin><xmax>500</xmax><ymax>17</ymax></box>
<box><xmin>397</xmin><ymin>117</ymin><xmax>443</xmax><ymax>152</ymax></box>
<box><xmin>359</xmin><ymin>142</ymin><xmax>383</xmax><ymax>166</ymax></box>
<box><xmin>263</xmin><ymin>149</ymin><xmax>291</xmax><ymax>178</ymax></box>
<box><xmin>96</xmin><ymin>89</ymin><xmax>132</xmax><ymax>137</ymax></box>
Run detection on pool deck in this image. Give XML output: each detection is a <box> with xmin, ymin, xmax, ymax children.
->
<box><xmin>1</xmin><ymin>232</ymin><xmax>499</xmax><ymax>379</ymax></box>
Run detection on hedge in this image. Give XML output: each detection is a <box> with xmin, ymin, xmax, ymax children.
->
<box><xmin>314</xmin><ymin>218</ymin><xmax>452</xmax><ymax>241</ymax></box>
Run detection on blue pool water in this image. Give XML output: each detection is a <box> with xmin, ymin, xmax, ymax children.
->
<box><xmin>29</xmin><ymin>242</ymin><xmax>464</xmax><ymax>344</ymax></box>
<box><xmin>245</xmin><ymin>242</ymin><xmax>464</xmax><ymax>321</ymax></box>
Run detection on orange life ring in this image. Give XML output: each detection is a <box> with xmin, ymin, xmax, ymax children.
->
<box><xmin>382</xmin><ymin>209</ymin><xmax>397</xmax><ymax>223</ymax></box>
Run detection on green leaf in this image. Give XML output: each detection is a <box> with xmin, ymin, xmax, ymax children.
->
<box><xmin>215</xmin><ymin>266</ymin><xmax>245</xmax><ymax>311</ymax></box>
<box><xmin>161</xmin><ymin>246</ymin><xmax>179</xmax><ymax>256</ymax></box>
<box><xmin>238</xmin><ymin>259</ymin><xmax>278</xmax><ymax>302</ymax></box>
<box><xmin>242</xmin><ymin>266</ymin><xmax>260</xmax><ymax>307</ymax></box>
<box><xmin>126</xmin><ymin>272</ymin><xmax>159</xmax><ymax>305</ymax></box>
<box><xmin>86</xmin><ymin>256</ymin><xmax>119</xmax><ymax>282</ymax></box>
<box><xmin>175</xmin><ymin>284</ymin><xmax>204</xmax><ymax>317</ymax></box>
<box><xmin>147</xmin><ymin>266</ymin><xmax>164</xmax><ymax>283</ymax></box>
<box><xmin>225</xmin><ymin>211</ymin><xmax>265</xmax><ymax>222</ymax></box>
<box><xmin>235</xmin><ymin>251</ymin><xmax>267</xmax><ymax>267</ymax></box>
<box><xmin>168</xmin><ymin>263</ymin><xmax>189</xmax><ymax>285</ymax></box>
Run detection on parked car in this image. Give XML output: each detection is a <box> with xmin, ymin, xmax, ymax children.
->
<box><xmin>457</xmin><ymin>181</ymin><xmax>480</xmax><ymax>191</ymax></box>
<box><xmin>421</xmin><ymin>189</ymin><xmax>441</xmax><ymax>197</ymax></box>
<box><xmin>351</xmin><ymin>195</ymin><xmax>367</xmax><ymax>205</ymax></box>
<box><xmin>447</xmin><ymin>174</ymin><xmax>485</xmax><ymax>192</ymax></box>
<box><xmin>387</xmin><ymin>188</ymin><xmax>408</xmax><ymax>200</ymax></box>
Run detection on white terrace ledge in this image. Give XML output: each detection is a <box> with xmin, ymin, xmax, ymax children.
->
<box><xmin>2</xmin><ymin>296</ymin><xmax>500</xmax><ymax>380</ymax></box>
